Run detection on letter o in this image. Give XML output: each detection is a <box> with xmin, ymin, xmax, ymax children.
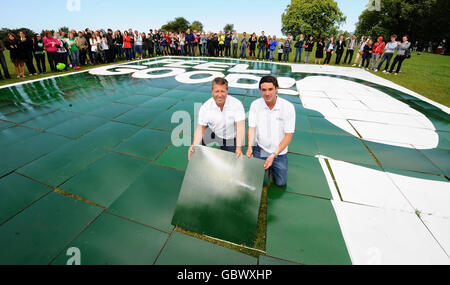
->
<box><xmin>132</xmin><ymin>67</ymin><xmax>186</xmax><ymax>79</ymax></box>
<box><xmin>175</xmin><ymin>71</ymin><xmax>224</xmax><ymax>84</ymax></box>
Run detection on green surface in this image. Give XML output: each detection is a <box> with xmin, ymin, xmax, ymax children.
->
<box><xmin>114</xmin><ymin>128</ymin><xmax>171</xmax><ymax>160</ymax></box>
<box><xmin>314</xmin><ymin>133</ymin><xmax>378</xmax><ymax>166</ymax></box>
<box><xmin>0</xmin><ymin>173</ymin><xmax>51</xmax><ymax>224</ymax></box>
<box><xmin>60</xmin><ymin>152</ymin><xmax>149</xmax><ymax>207</ymax></box>
<box><xmin>270</xmin><ymin>154</ymin><xmax>332</xmax><ymax>199</ymax></box>
<box><xmin>172</xmin><ymin>146</ymin><xmax>265</xmax><ymax>247</ymax></box>
<box><xmin>0</xmin><ymin>192</ymin><xmax>103</xmax><ymax>265</ymax></box>
<box><xmin>0</xmin><ymin>132</ymin><xmax>69</xmax><ymax>177</ymax></box>
<box><xmin>156</xmin><ymin>141</ymin><xmax>190</xmax><ymax>171</ymax></box>
<box><xmin>77</xmin><ymin>121</ymin><xmax>140</xmax><ymax>149</ymax></box>
<box><xmin>19</xmin><ymin>140</ymin><xmax>108</xmax><ymax>187</ymax></box>
<box><xmin>155</xmin><ymin>231</ymin><xmax>257</xmax><ymax>265</ymax></box>
<box><xmin>266</xmin><ymin>189</ymin><xmax>352</xmax><ymax>265</ymax></box>
<box><xmin>108</xmin><ymin>163</ymin><xmax>184</xmax><ymax>232</ymax></box>
<box><xmin>114</xmin><ymin>107</ymin><xmax>165</xmax><ymax>127</ymax></box>
<box><xmin>365</xmin><ymin>141</ymin><xmax>443</xmax><ymax>175</ymax></box>
<box><xmin>51</xmin><ymin>213</ymin><xmax>168</xmax><ymax>265</ymax></box>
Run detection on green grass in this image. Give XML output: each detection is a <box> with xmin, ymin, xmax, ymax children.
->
<box><xmin>1</xmin><ymin>48</ymin><xmax>449</xmax><ymax>107</ymax></box>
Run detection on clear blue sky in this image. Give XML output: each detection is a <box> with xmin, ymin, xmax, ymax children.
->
<box><xmin>2</xmin><ymin>0</ymin><xmax>367</xmax><ymax>37</ymax></box>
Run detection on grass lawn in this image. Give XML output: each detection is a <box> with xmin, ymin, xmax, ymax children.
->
<box><xmin>1</xmin><ymin>48</ymin><xmax>449</xmax><ymax>107</ymax></box>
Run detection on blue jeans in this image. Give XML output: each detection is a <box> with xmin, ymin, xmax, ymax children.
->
<box><xmin>70</xmin><ymin>50</ymin><xmax>80</xmax><ymax>67</ymax></box>
<box><xmin>377</xmin><ymin>53</ymin><xmax>393</xmax><ymax>71</ymax></box>
<box><xmin>253</xmin><ymin>145</ymin><xmax>288</xmax><ymax>187</ymax></box>
<box><xmin>283</xmin><ymin>49</ymin><xmax>290</xmax><ymax>62</ymax></box>
<box><xmin>257</xmin><ymin>46</ymin><xmax>266</xmax><ymax>60</ymax></box>
<box><xmin>269</xmin><ymin>50</ymin><xmax>275</xmax><ymax>61</ymax></box>
<box><xmin>294</xmin><ymin>48</ymin><xmax>303</xmax><ymax>62</ymax></box>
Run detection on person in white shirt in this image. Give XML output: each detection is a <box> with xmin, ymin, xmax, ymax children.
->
<box><xmin>246</xmin><ymin>76</ymin><xmax>296</xmax><ymax>187</ymax></box>
<box><xmin>188</xmin><ymin>77</ymin><xmax>246</xmax><ymax>160</ymax></box>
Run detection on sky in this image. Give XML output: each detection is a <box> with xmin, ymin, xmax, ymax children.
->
<box><xmin>1</xmin><ymin>0</ymin><xmax>368</xmax><ymax>37</ymax></box>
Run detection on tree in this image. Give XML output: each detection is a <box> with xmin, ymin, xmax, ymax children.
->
<box><xmin>355</xmin><ymin>0</ymin><xmax>449</xmax><ymax>53</ymax></box>
<box><xmin>162</xmin><ymin>17</ymin><xmax>190</xmax><ymax>33</ymax></box>
<box><xmin>190</xmin><ymin>21</ymin><xmax>204</xmax><ymax>32</ymax></box>
<box><xmin>223</xmin><ymin>24</ymin><xmax>234</xmax><ymax>33</ymax></box>
<box><xmin>58</xmin><ymin>26</ymin><xmax>70</xmax><ymax>34</ymax></box>
<box><xmin>281</xmin><ymin>0</ymin><xmax>346</xmax><ymax>39</ymax></box>
<box><xmin>0</xmin><ymin>27</ymin><xmax>35</xmax><ymax>41</ymax></box>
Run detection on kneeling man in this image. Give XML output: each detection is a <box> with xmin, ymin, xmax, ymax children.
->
<box><xmin>188</xmin><ymin>77</ymin><xmax>246</xmax><ymax>160</ymax></box>
<box><xmin>246</xmin><ymin>76</ymin><xmax>296</xmax><ymax>186</ymax></box>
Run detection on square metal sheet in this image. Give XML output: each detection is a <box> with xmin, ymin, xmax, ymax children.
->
<box><xmin>171</xmin><ymin>145</ymin><xmax>265</xmax><ymax>247</ymax></box>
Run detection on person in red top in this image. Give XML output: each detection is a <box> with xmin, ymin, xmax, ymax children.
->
<box><xmin>43</xmin><ymin>31</ymin><xmax>60</xmax><ymax>71</ymax></box>
<box><xmin>370</xmin><ymin>36</ymin><xmax>385</xmax><ymax>70</ymax></box>
<box><xmin>123</xmin><ymin>31</ymin><xmax>132</xmax><ymax>60</ymax></box>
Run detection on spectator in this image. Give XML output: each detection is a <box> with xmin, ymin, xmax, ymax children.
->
<box><xmin>343</xmin><ymin>34</ymin><xmax>357</xmax><ymax>64</ymax></box>
<box><xmin>240</xmin><ymin>32</ymin><xmax>248</xmax><ymax>59</ymax></box>
<box><xmin>370</xmin><ymin>36</ymin><xmax>385</xmax><ymax>70</ymax></box>
<box><xmin>179</xmin><ymin>32</ymin><xmax>185</xmax><ymax>56</ymax></box>
<box><xmin>43</xmin><ymin>31</ymin><xmax>59</xmax><ymax>71</ymax></box>
<box><xmin>123</xmin><ymin>31</ymin><xmax>132</xmax><ymax>60</ymax></box>
<box><xmin>232</xmin><ymin>30</ymin><xmax>239</xmax><ymax>58</ymax></box>
<box><xmin>113</xmin><ymin>30</ymin><xmax>123</xmax><ymax>60</ymax></box>
<box><xmin>218</xmin><ymin>31</ymin><xmax>225</xmax><ymax>57</ymax></box>
<box><xmin>315</xmin><ymin>38</ymin><xmax>325</xmax><ymax>64</ymax></box>
<box><xmin>277</xmin><ymin>39</ymin><xmax>284</xmax><ymax>61</ymax></box>
<box><xmin>134</xmin><ymin>30</ymin><xmax>143</xmax><ymax>60</ymax></box>
<box><xmin>352</xmin><ymin>36</ymin><xmax>368</xmax><ymax>67</ymax></box>
<box><xmin>269</xmin><ymin>35</ymin><xmax>277</xmax><ymax>61</ymax></box>
<box><xmin>335</xmin><ymin>34</ymin><xmax>346</xmax><ymax>64</ymax></box>
<box><xmin>0</xmin><ymin>39</ymin><xmax>11</xmax><ymax>79</ymax></box>
<box><xmin>106</xmin><ymin>29</ymin><xmax>114</xmax><ymax>62</ymax></box>
<box><xmin>283</xmin><ymin>33</ymin><xmax>293</xmax><ymax>62</ymax></box>
<box><xmin>101</xmin><ymin>32</ymin><xmax>111</xmax><ymax>63</ymax></box>
<box><xmin>18</xmin><ymin>31</ymin><xmax>37</xmax><ymax>75</ymax></box>
<box><xmin>194</xmin><ymin>30</ymin><xmax>200</xmax><ymax>56</ymax></box>
<box><xmin>257</xmin><ymin>31</ymin><xmax>267</xmax><ymax>60</ymax></box>
<box><xmin>67</xmin><ymin>32</ymin><xmax>80</xmax><ymax>69</ymax></box>
<box><xmin>6</xmin><ymin>33</ymin><xmax>25</xmax><ymax>78</ymax></box>
<box><xmin>361</xmin><ymin>39</ymin><xmax>373</xmax><ymax>69</ymax></box>
<box><xmin>294</xmin><ymin>34</ymin><xmax>304</xmax><ymax>63</ymax></box>
<box><xmin>148</xmin><ymin>30</ymin><xmax>154</xmax><ymax>57</ymax></box>
<box><xmin>75</xmin><ymin>31</ymin><xmax>88</xmax><ymax>65</ymax></box>
<box><xmin>225</xmin><ymin>30</ymin><xmax>232</xmax><ymax>58</ymax></box>
<box><xmin>33</xmin><ymin>34</ymin><xmax>46</xmax><ymax>74</ymax></box>
<box><xmin>324</xmin><ymin>36</ymin><xmax>336</xmax><ymax>65</ymax></box>
<box><xmin>303</xmin><ymin>35</ymin><xmax>314</xmax><ymax>64</ymax></box>
<box><xmin>376</xmin><ymin>34</ymin><xmax>397</xmax><ymax>73</ymax></box>
<box><xmin>200</xmin><ymin>32</ymin><xmax>207</xmax><ymax>57</ymax></box>
<box><xmin>389</xmin><ymin>35</ymin><xmax>411</xmax><ymax>75</ymax></box>
<box><xmin>249</xmin><ymin>33</ymin><xmax>257</xmax><ymax>60</ymax></box>
<box><xmin>89</xmin><ymin>32</ymin><xmax>100</xmax><ymax>64</ymax></box>
<box><xmin>55</xmin><ymin>32</ymin><xmax>68</xmax><ymax>70</ymax></box>
<box><xmin>185</xmin><ymin>29</ymin><xmax>194</xmax><ymax>56</ymax></box>
<box><xmin>265</xmin><ymin>36</ymin><xmax>270</xmax><ymax>60</ymax></box>
<box><xmin>59</xmin><ymin>31</ymin><xmax>72</xmax><ymax>68</ymax></box>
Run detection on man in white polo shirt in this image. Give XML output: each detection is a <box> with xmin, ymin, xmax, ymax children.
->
<box><xmin>188</xmin><ymin>77</ymin><xmax>246</xmax><ymax>160</ymax></box>
<box><xmin>246</xmin><ymin>76</ymin><xmax>296</xmax><ymax>187</ymax></box>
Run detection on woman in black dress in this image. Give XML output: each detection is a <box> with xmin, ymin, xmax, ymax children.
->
<box><xmin>315</xmin><ymin>38</ymin><xmax>325</xmax><ymax>64</ymax></box>
<box><xmin>6</xmin><ymin>33</ymin><xmax>25</xmax><ymax>78</ymax></box>
<box><xmin>248</xmin><ymin>33</ymin><xmax>257</xmax><ymax>60</ymax></box>
<box><xmin>19</xmin><ymin>31</ymin><xmax>37</xmax><ymax>76</ymax></box>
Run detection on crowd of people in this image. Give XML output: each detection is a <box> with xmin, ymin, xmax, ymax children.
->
<box><xmin>0</xmin><ymin>27</ymin><xmax>412</xmax><ymax>80</ymax></box>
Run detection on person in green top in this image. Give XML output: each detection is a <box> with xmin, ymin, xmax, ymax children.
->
<box><xmin>33</xmin><ymin>34</ymin><xmax>46</xmax><ymax>74</ymax></box>
<box><xmin>218</xmin><ymin>31</ymin><xmax>225</xmax><ymax>57</ymax></box>
<box><xmin>68</xmin><ymin>32</ymin><xmax>80</xmax><ymax>69</ymax></box>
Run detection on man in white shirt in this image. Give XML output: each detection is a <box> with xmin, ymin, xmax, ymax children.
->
<box><xmin>188</xmin><ymin>78</ymin><xmax>246</xmax><ymax>160</ymax></box>
<box><xmin>246</xmin><ymin>76</ymin><xmax>296</xmax><ymax>187</ymax></box>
